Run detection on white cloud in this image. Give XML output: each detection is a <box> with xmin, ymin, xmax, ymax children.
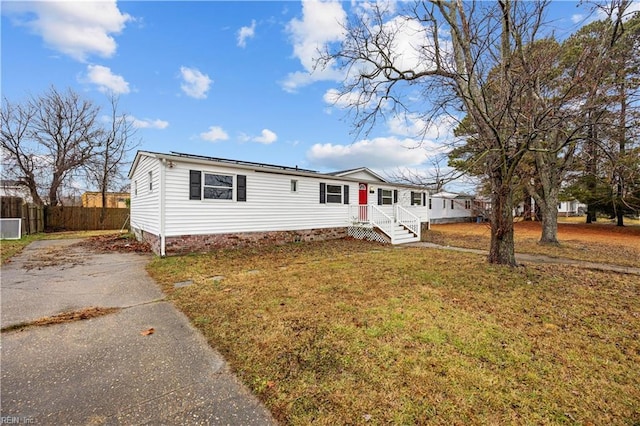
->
<box><xmin>323</xmin><ymin>88</ymin><xmax>381</xmax><ymax>111</ymax></box>
<box><xmin>237</xmin><ymin>20</ymin><xmax>256</xmax><ymax>48</ymax></box>
<box><xmin>307</xmin><ymin>136</ymin><xmax>439</xmax><ymax>170</ymax></box>
<box><xmin>571</xmin><ymin>13</ymin><xmax>585</xmax><ymax>24</ymax></box>
<box><xmin>129</xmin><ymin>117</ymin><xmax>169</xmax><ymax>130</ymax></box>
<box><xmin>180</xmin><ymin>66</ymin><xmax>212</xmax><ymax>99</ymax></box>
<box><xmin>4</xmin><ymin>1</ymin><xmax>131</xmax><ymax>61</ymax></box>
<box><xmin>283</xmin><ymin>0</ymin><xmax>347</xmax><ymax>92</ymax></box>
<box><xmin>200</xmin><ymin>126</ymin><xmax>229</xmax><ymax>142</ymax></box>
<box><xmin>85</xmin><ymin>65</ymin><xmax>130</xmax><ymax>94</ymax></box>
<box><xmin>253</xmin><ymin>129</ymin><xmax>278</xmax><ymax>144</ymax></box>
<box><xmin>387</xmin><ymin>113</ymin><xmax>457</xmax><ymax>140</ymax></box>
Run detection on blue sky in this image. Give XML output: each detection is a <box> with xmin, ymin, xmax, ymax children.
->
<box><xmin>1</xmin><ymin>1</ymin><xmax>617</xmax><ymax>192</ymax></box>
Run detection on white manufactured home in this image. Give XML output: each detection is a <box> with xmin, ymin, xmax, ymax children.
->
<box><xmin>429</xmin><ymin>192</ymin><xmax>476</xmax><ymax>223</ymax></box>
<box><xmin>128</xmin><ymin>151</ymin><xmax>431</xmax><ymax>256</ymax></box>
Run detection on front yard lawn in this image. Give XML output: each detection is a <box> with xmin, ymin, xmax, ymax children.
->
<box><xmin>147</xmin><ymin>239</ymin><xmax>640</xmax><ymax>425</ymax></box>
<box><xmin>425</xmin><ymin>221</ymin><xmax>640</xmax><ymax>268</ymax></box>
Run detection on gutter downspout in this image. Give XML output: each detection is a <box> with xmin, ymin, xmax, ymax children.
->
<box><xmin>160</xmin><ymin>158</ymin><xmax>167</xmax><ymax>256</ymax></box>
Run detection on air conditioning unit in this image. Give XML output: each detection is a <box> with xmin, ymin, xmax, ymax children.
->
<box><xmin>0</xmin><ymin>218</ymin><xmax>22</xmax><ymax>240</ymax></box>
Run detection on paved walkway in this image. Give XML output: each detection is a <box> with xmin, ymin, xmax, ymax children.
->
<box><xmin>407</xmin><ymin>242</ymin><xmax>640</xmax><ymax>275</ymax></box>
<box><xmin>1</xmin><ymin>239</ymin><xmax>276</xmax><ymax>425</ymax></box>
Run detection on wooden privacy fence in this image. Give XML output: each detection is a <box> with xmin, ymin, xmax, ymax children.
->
<box><xmin>1</xmin><ymin>197</ymin><xmax>44</xmax><ymax>235</ymax></box>
<box><xmin>45</xmin><ymin>207</ymin><xmax>130</xmax><ymax>231</ymax></box>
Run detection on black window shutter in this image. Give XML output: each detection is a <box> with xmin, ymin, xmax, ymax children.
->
<box><xmin>423</xmin><ymin>193</ymin><xmax>426</xmax><ymax>206</ymax></box>
<box><xmin>343</xmin><ymin>185</ymin><xmax>349</xmax><ymax>204</ymax></box>
<box><xmin>189</xmin><ymin>170</ymin><xmax>201</xmax><ymax>200</ymax></box>
<box><xmin>393</xmin><ymin>190</ymin><xmax>398</xmax><ymax>204</ymax></box>
<box><xmin>411</xmin><ymin>191</ymin><xmax>415</xmax><ymax>206</ymax></box>
<box><xmin>237</xmin><ymin>175</ymin><xmax>247</xmax><ymax>202</ymax></box>
<box><xmin>320</xmin><ymin>183</ymin><xmax>326</xmax><ymax>204</ymax></box>
<box><xmin>377</xmin><ymin>188</ymin><xmax>382</xmax><ymax>205</ymax></box>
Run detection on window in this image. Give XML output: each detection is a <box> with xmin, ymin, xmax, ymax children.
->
<box><xmin>134</xmin><ymin>181</ymin><xmax>138</xmax><ymax>196</ymax></box>
<box><xmin>291</xmin><ymin>180</ymin><xmax>298</xmax><ymax>192</ymax></box>
<box><xmin>380</xmin><ymin>189</ymin><xmax>393</xmax><ymax>205</ymax></box>
<box><xmin>443</xmin><ymin>199</ymin><xmax>446</xmax><ymax>209</ymax></box>
<box><xmin>319</xmin><ymin>183</ymin><xmax>349</xmax><ymax>204</ymax></box>
<box><xmin>451</xmin><ymin>199</ymin><xmax>455</xmax><ymax>209</ymax></box>
<box><xmin>204</xmin><ymin>173</ymin><xmax>233</xmax><ymax>200</ymax></box>
<box><xmin>411</xmin><ymin>191</ymin><xmax>422</xmax><ymax>206</ymax></box>
<box><xmin>148</xmin><ymin>171</ymin><xmax>153</xmax><ymax>191</ymax></box>
<box><xmin>326</xmin><ymin>184</ymin><xmax>342</xmax><ymax>203</ymax></box>
<box><xmin>465</xmin><ymin>200</ymin><xmax>472</xmax><ymax>209</ymax></box>
<box><xmin>189</xmin><ymin>170</ymin><xmax>246</xmax><ymax>201</ymax></box>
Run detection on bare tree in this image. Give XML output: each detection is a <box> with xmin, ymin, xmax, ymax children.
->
<box><xmin>386</xmin><ymin>155</ymin><xmax>454</xmax><ymax>192</ymax></box>
<box><xmin>1</xmin><ymin>87</ymin><xmax>102</xmax><ymax>206</ymax></box>
<box><xmin>1</xmin><ymin>99</ymin><xmax>43</xmax><ymax>205</ymax></box>
<box><xmin>320</xmin><ymin>1</ymin><xmax>553</xmax><ymax>265</ymax></box>
<box><xmin>84</xmin><ymin>95</ymin><xmax>138</xmax><ymax>223</ymax></box>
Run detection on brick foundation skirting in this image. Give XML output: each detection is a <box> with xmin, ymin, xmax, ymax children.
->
<box><xmin>135</xmin><ymin>227</ymin><xmax>349</xmax><ymax>256</ymax></box>
<box><xmin>132</xmin><ymin>227</ymin><xmax>161</xmax><ymax>254</ymax></box>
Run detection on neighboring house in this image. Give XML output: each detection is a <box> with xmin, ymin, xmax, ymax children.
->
<box><xmin>0</xmin><ymin>180</ymin><xmax>33</xmax><ymax>203</ymax></box>
<box><xmin>558</xmin><ymin>200</ymin><xmax>586</xmax><ymax>217</ymax></box>
<box><xmin>81</xmin><ymin>191</ymin><xmax>130</xmax><ymax>208</ymax></box>
<box><xmin>429</xmin><ymin>192</ymin><xmax>476</xmax><ymax>223</ymax></box>
<box><xmin>128</xmin><ymin>151</ymin><xmax>431</xmax><ymax>256</ymax></box>
<box><xmin>514</xmin><ymin>197</ymin><xmax>586</xmax><ymax>219</ymax></box>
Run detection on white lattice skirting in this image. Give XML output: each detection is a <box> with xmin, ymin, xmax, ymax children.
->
<box><xmin>348</xmin><ymin>226</ymin><xmax>388</xmax><ymax>244</ymax></box>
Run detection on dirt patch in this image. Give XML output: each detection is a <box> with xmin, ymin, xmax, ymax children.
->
<box><xmin>1</xmin><ymin>306</ymin><xmax>121</xmax><ymax>333</ymax></box>
<box><xmin>22</xmin><ymin>246</ymin><xmax>86</xmax><ymax>271</ymax></box>
<box><xmin>74</xmin><ymin>233</ymin><xmax>151</xmax><ymax>254</ymax></box>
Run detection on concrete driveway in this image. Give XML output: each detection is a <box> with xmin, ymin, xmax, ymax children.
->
<box><xmin>1</xmin><ymin>239</ymin><xmax>276</xmax><ymax>425</ymax></box>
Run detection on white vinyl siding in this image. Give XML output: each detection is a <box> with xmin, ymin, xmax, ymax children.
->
<box><xmin>130</xmin><ymin>155</ymin><xmax>161</xmax><ymax>235</ymax></box>
<box><xmin>163</xmin><ymin>162</ymin><xmax>356</xmax><ymax>236</ymax></box>
<box><xmin>430</xmin><ymin>195</ymin><xmax>474</xmax><ymax>220</ymax></box>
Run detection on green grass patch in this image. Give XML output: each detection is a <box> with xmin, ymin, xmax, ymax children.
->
<box><xmin>147</xmin><ymin>239</ymin><xmax>640</xmax><ymax>425</ymax></box>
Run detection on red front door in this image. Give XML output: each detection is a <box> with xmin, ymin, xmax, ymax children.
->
<box><xmin>358</xmin><ymin>183</ymin><xmax>368</xmax><ymax>221</ymax></box>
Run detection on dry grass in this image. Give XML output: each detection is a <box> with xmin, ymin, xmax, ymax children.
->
<box><xmin>147</xmin><ymin>239</ymin><xmax>640</xmax><ymax>425</ymax></box>
<box><xmin>425</xmin><ymin>221</ymin><xmax>640</xmax><ymax>268</ymax></box>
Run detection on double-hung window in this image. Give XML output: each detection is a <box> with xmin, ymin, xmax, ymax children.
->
<box><xmin>204</xmin><ymin>173</ymin><xmax>233</xmax><ymax>200</ymax></box>
<box><xmin>411</xmin><ymin>192</ymin><xmax>422</xmax><ymax>206</ymax></box>
<box><xmin>380</xmin><ymin>189</ymin><xmax>393</xmax><ymax>205</ymax></box>
<box><xmin>190</xmin><ymin>170</ymin><xmax>246</xmax><ymax>202</ymax></box>
<box><xmin>326</xmin><ymin>184</ymin><xmax>342</xmax><ymax>203</ymax></box>
<box><xmin>319</xmin><ymin>183</ymin><xmax>349</xmax><ymax>204</ymax></box>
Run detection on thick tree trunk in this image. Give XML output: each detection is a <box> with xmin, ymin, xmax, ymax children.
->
<box><xmin>524</xmin><ymin>196</ymin><xmax>534</xmax><ymax>221</ymax></box>
<box><xmin>586</xmin><ymin>122</ymin><xmax>597</xmax><ymax>223</ymax></box>
<box><xmin>538</xmin><ymin>198</ymin><xmax>559</xmax><ymax>244</ymax></box>
<box><xmin>488</xmin><ymin>179</ymin><xmax>516</xmax><ymax>266</ymax></box>
<box><xmin>615</xmin><ymin>78</ymin><xmax>626</xmax><ymax>227</ymax></box>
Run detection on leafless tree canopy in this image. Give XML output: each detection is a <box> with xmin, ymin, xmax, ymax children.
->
<box><xmin>320</xmin><ymin>0</ymin><xmax>554</xmax><ymax>265</ymax></box>
<box><xmin>1</xmin><ymin>87</ymin><xmax>137</xmax><ymax>208</ymax></box>
<box><xmin>319</xmin><ymin>0</ymin><xmax>639</xmax><ymax>264</ymax></box>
